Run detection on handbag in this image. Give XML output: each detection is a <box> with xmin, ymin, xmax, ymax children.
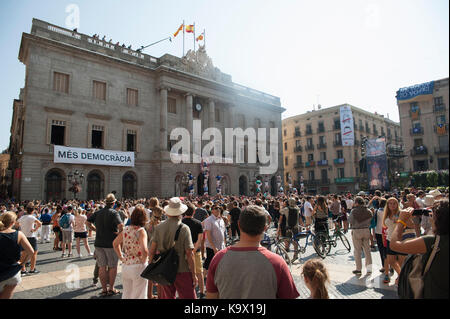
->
<box><xmin>140</xmin><ymin>224</ymin><xmax>183</xmax><ymax>286</ymax></box>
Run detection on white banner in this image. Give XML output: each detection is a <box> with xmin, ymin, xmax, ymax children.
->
<box><xmin>340</xmin><ymin>105</ymin><xmax>355</xmax><ymax>146</ymax></box>
<box><xmin>54</xmin><ymin>146</ymin><xmax>134</xmax><ymax>167</ymax></box>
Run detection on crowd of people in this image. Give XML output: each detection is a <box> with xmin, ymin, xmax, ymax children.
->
<box><xmin>0</xmin><ymin>186</ymin><xmax>448</xmax><ymax>299</ymax></box>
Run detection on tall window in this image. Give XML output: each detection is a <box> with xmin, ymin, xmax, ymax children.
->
<box><xmin>307</xmin><ymin>138</ymin><xmax>313</xmax><ymax>146</ymax></box>
<box><xmin>321</xmin><ymin>169</ymin><xmax>328</xmax><ymax>181</ymax></box>
<box><xmin>414</xmin><ymin>138</ymin><xmax>423</xmax><ymax>147</ymax></box>
<box><xmin>126</xmin><ymin>130</ymin><xmax>136</xmax><ymax>151</ymax></box>
<box><xmin>285</xmin><ymin>157</ymin><xmax>288</xmax><ymax>166</ymax></box>
<box><xmin>319</xmin><ymin>136</ymin><xmax>325</xmax><ymax>144</ymax></box>
<box><xmin>436</xmin><ymin>115</ymin><xmax>446</xmax><ymax>125</ymax></box>
<box><xmin>334</xmin><ymin>118</ymin><xmax>340</xmax><ymax>129</ymax></box>
<box><xmin>337</xmin><ymin>150</ymin><xmax>343</xmax><ymax>158</ymax></box>
<box><xmin>93</xmin><ymin>81</ymin><xmax>106</xmax><ymax>100</ymax></box>
<box><xmin>50</xmin><ymin>120</ymin><xmax>66</xmax><ymax>145</ymax></box>
<box><xmin>410</xmin><ymin>102</ymin><xmax>419</xmax><ymax>113</ymax></box>
<box><xmin>91</xmin><ymin>125</ymin><xmax>104</xmax><ymax>148</ymax></box>
<box><xmin>53</xmin><ymin>72</ymin><xmax>69</xmax><ymax>93</ymax></box>
<box><xmin>295</xmin><ymin>140</ymin><xmax>301</xmax><ymax>147</ymax></box>
<box><xmin>168</xmin><ymin>97</ymin><xmax>176</xmax><ymax>114</ymax></box>
<box><xmin>309</xmin><ymin>170</ymin><xmax>315</xmax><ymax>181</ymax></box>
<box><xmin>308</xmin><ymin>153</ymin><xmax>314</xmax><ymax>161</ymax></box>
<box><xmin>320</xmin><ymin>152</ymin><xmax>326</xmax><ymax>161</ymax></box>
<box><xmin>296</xmin><ymin>155</ymin><xmax>302</xmax><ymax>163</ymax></box>
<box><xmin>284</xmin><ymin>142</ymin><xmax>287</xmax><ymax>151</ymax></box>
<box><xmin>127</xmin><ymin>88</ymin><xmax>138</xmax><ymax>106</ymax></box>
<box><xmin>215</xmin><ymin>109</ymin><xmax>221</xmax><ymax>123</ymax></box>
<box><xmin>434</xmin><ymin>96</ymin><xmax>444</xmax><ymax>106</ymax></box>
<box><xmin>338</xmin><ymin>168</ymin><xmax>345</xmax><ymax>178</ymax></box>
<box><xmin>335</xmin><ymin>133</ymin><xmax>341</xmax><ymax>143</ymax></box>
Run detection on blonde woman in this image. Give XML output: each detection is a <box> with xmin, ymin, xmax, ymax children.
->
<box><xmin>302</xmin><ymin>259</ymin><xmax>330</xmax><ymax>299</ymax></box>
<box><xmin>0</xmin><ymin>212</ymin><xmax>34</xmax><ymax>299</ymax></box>
<box><xmin>382</xmin><ymin>197</ymin><xmax>414</xmax><ymax>284</ymax></box>
<box><xmin>74</xmin><ymin>208</ymin><xmax>93</xmax><ymax>258</ymax></box>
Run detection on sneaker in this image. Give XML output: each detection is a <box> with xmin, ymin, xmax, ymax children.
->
<box><xmin>29</xmin><ymin>269</ymin><xmax>40</xmax><ymax>274</ymax></box>
<box><xmin>379</xmin><ymin>268</ymin><xmax>385</xmax><ymax>273</ymax></box>
<box><xmin>21</xmin><ymin>270</ymin><xmax>28</xmax><ymax>276</ymax></box>
<box><xmin>198</xmin><ymin>292</ymin><xmax>206</xmax><ymax>299</ymax></box>
<box><xmin>352</xmin><ymin>270</ymin><xmax>362</xmax><ymax>275</ymax></box>
<box><xmin>383</xmin><ymin>275</ymin><xmax>390</xmax><ymax>283</ymax></box>
<box><xmin>88</xmin><ymin>252</ymin><xmax>94</xmax><ymax>256</ymax></box>
<box><xmin>78</xmin><ymin>254</ymin><xmax>83</xmax><ymax>258</ymax></box>
<box><xmin>366</xmin><ymin>269</ymin><xmax>372</xmax><ymax>274</ymax></box>
<box><xmin>68</xmin><ymin>253</ymin><xmax>73</xmax><ymax>257</ymax></box>
<box><xmin>61</xmin><ymin>253</ymin><xmax>66</xmax><ymax>258</ymax></box>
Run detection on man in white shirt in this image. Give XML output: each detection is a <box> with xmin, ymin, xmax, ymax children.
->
<box><xmin>303</xmin><ymin>196</ymin><xmax>314</xmax><ymax>230</ymax></box>
<box><xmin>17</xmin><ymin>203</ymin><xmax>42</xmax><ymax>275</ymax></box>
<box><xmin>345</xmin><ymin>194</ymin><xmax>354</xmax><ymax>211</ymax></box>
<box><xmin>415</xmin><ymin>190</ymin><xmax>425</xmax><ymax>208</ymax></box>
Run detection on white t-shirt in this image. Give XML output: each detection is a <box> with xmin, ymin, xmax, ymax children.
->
<box><xmin>415</xmin><ymin>197</ymin><xmax>425</xmax><ymax>209</ymax></box>
<box><xmin>18</xmin><ymin>215</ymin><xmax>39</xmax><ymax>238</ymax></box>
<box><xmin>375</xmin><ymin>208</ymin><xmax>385</xmax><ymax>234</ymax></box>
<box><xmin>345</xmin><ymin>199</ymin><xmax>354</xmax><ymax>210</ymax></box>
<box><xmin>60</xmin><ymin>214</ymin><xmax>75</xmax><ymax>231</ymax></box>
<box><xmin>304</xmin><ymin>201</ymin><xmax>313</xmax><ymax>217</ymax></box>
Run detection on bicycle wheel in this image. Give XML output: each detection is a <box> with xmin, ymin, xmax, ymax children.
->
<box><xmin>275</xmin><ymin>242</ymin><xmax>291</xmax><ymax>266</ymax></box>
<box><xmin>313</xmin><ymin>233</ymin><xmax>330</xmax><ymax>259</ymax></box>
<box><xmin>339</xmin><ymin>232</ymin><xmax>351</xmax><ymax>252</ymax></box>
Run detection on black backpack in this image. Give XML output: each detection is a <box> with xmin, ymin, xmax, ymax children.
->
<box><xmin>398</xmin><ymin>235</ymin><xmax>440</xmax><ymax>299</ymax></box>
<box><xmin>287</xmin><ymin>207</ymin><xmax>299</xmax><ymax>228</ymax></box>
<box><xmin>141</xmin><ymin>224</ymin><xmax>183</xmax><ymax>286</ymax></box>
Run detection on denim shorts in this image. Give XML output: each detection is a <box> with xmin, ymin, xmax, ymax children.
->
<box><xmin>0</xmin><ymin>271</ymin><xmax>21</xmax><ymax>293</ymax></box>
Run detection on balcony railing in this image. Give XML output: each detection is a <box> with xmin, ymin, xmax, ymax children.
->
<box><xmin>305</xmin><ymin>144</ymin><xmax>315</xmax><ymax>151</ymax></box>
<box><xmin>317</xmin><ymin>160</ymin><xmax>328</xmax><ymax>166</ymax></box>
<box><xmin>434</xmin><ymin>104</ymin><xmax>446</xmax><ymax>113</ymax></box>
<box><xmin>305</xmin><ymin>179</ymin><xmax>320</xmax><ymax>186</ymax></box>
<box><xmin>435</xmin><ymin>146</ymin><xmax>449</xmax><ymax>154</ymax></box>
<box><xmin>410</xmin><ymin>146</ymin><xmax>428</xmax><ymax>156</ymax></box>
<box><xmin>319</xmin><ymin>178</ymin><xmax>330</xmax><ymax>185</ymax></box>
<box><xmin>305</xmin><ymin>161</ymin><xmax>315</xmax><ymax>167</ymax></box>
<box><xmin>333</xmin><ymin>124</ymin><xmax>341</xmax><ymax>130</ymax></box>
<box><xmin>333</xmin><ymin>140</ymin><xmax>342</xmax><ymax>147</ymax></box>
<box><xmin>294</xmin><ymin>146</ymin><xmax>303</xmax><ymax>152</ymax></box>
<box><xmin>305</xmin><ymin>128</ymin><xmax>313</xmax><ymax>135</ymax></box>
<box><xmin>294</xmin><ymin>162</ymin><xmax>304</xmax><ymax>168</ymax></box>
<box><xmin>317</xmin><ymin>127</ymin><xmax>325</xmax><ymax>133</ymax></box>
<box><xmin>410</xmin><ymin>127</ymin><xmax>424</xmax><ymax>135</ymax></box>
<box><xmin>317</xmin><ymin>143</ymin><xmax>327</xmax><ymax>149</ymax></box>
<box><xmin>334</xmin><ymin>158</ymin><xmax>345</xmax><ymax>165</ymax></box>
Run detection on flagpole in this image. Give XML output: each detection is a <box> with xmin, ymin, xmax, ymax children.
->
<box><xmin>183</xmin><ymin>20</ymin><xmax>185</xmax><ymax>57</ymax></box>
<box><xmin>204</xmin><ymin>29</ymin><xmax>206</xmax><ymax>49</ymax></box>
<box><xmin>193</xmin><ymin>22</ymin><xmax>196</xmax><ymax>52</ymax></box>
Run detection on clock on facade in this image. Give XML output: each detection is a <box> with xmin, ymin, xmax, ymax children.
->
<box><xmin>195</xmin><ymin>103</ymin><xmax>202</xmax><ymax>111</ymax></box>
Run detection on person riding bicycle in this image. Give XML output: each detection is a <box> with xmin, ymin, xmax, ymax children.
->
<box><xmin>312</xmin><ymin>196</ymin><xmax>329</xmax><ymax>235</ymax></box>
<box><xmin>279</xmin><ymin>198</ymin><xmax>301</xmax><ymax>260</ymax></box>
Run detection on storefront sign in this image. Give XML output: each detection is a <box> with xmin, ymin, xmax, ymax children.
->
<box><xmin>54</xmin><ymin>146</ymin><xmax>134</xmax><ymax>167</ymax></box>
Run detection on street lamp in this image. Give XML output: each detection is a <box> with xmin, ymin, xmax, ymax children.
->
<box><xmin>68</xmin><ymin>169</ymin><xmax>84</xmax><ymax>199</ymax></box>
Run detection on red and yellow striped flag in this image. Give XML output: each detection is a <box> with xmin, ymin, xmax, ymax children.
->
<box><xmin>173</xmin><ymin>24</ymin><xmax>183</xmax><ymax>37</ymax></box>
<box><xmin>185</xmin><ymin>25</ymin><xmax>194</xmax><ymax>33</ymax></box>
<box><xmin>196</xmin><ymin>33</ymin><xmax>204</xmax><ymax>41</ymax></box>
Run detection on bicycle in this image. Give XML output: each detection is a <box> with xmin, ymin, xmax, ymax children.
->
<box><xmin>261</xmin><ymin>232</ymin><xmax>291</xmax><ymax>267</ymax></box>
<box><xmin>278</xmin><ymin>227</ymin><xmax>317</xmax><ymax>262</ymax></box>
<box><xmin>313</xmin><ymin>216</ymin><xmax>351</xmax><ymax>259</ymax></box>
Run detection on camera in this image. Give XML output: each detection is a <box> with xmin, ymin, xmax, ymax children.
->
<box><xmin>412</xmin><ymin>209</ymin><xmax>431</xmax><ymax>217</ymax></box>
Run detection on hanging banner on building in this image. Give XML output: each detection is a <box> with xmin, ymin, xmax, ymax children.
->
<box><xmin>54</xmin><ymin>146</ymin><xmax>135</xmax><ymax>167</ymax></box>
<box><xmin>366</xmin><ymin>138</ymin><xmax>389</xmax><ymax>190</ymax></box>
<box><xmin>340</xmin><ymin>105</ymin><xmax>354</xmax><ymax>146</ymax></box>
<box><xmin>396</xmin><ymin>81</ymin><xmax>434</xmax><ymax>101</ymax></box>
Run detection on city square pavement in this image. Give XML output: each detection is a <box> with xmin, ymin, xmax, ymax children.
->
<box><xmin>13</xmin><ymin>226</ymin><xmax>398</xmax><ymax>299</ymax></box>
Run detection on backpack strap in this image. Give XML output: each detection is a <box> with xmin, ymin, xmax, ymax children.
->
<box><xmin>423</xmin><ymin>235</ymin><xmax>440</xmax><ymax>275</ymax></box>
<box><xmin>169</xmin><ymin>224</ymin><xmax>183</xmax><ymax>250</ymax></box>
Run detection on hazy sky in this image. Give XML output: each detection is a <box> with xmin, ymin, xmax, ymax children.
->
<box><xmin>0</xmin><ymin>0</ymin><xmax>448</xmax><ymax>151</ymax></box>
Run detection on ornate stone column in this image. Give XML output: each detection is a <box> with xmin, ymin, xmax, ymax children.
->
<box><xmin>208</xmin><ymin>99</ymin><xmax>215</xmax><ymax>129</ymax></box>
<box><xmin>159</xmin><ymin>86</ymin><xmax>169</xmax><ymax>152</ymax></box>
<box><xmin>185</xmin><ymin>93</ymin><xmax>194</xmax><ymax>134</ymax></box>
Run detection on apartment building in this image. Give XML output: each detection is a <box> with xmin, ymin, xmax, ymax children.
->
<box><xmin>282</xmin><ymin>104</ymin><xmax>403</xmax><ymax>194</ymax></box>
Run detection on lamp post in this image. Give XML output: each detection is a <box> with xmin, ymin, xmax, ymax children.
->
<box><xmin>68</xmin><ymin>169</ymin><xmax>84</xmax><ymax>200</ymax></box>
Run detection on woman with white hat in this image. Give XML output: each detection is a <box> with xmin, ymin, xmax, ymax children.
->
<box><xmin>147</xmin><ymin>197</ymin><xmax>198</xmax><ymax>299</ymax></box>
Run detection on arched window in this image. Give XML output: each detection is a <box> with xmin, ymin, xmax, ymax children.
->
<box><xmin>45</xmin><ymin>169</ymin><xmax>65</xmax><ymax>201</ymax></box>
<box><xmin>87</xmin><ymin>170</ymin><xmax>104</xmax><ymax>200</ymax></box>
<box><xmin>122</xmin><ymin>172</ymin><xmax>137</xmax><ymax>199</ymax></box>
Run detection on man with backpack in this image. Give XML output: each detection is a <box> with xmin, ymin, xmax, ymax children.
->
<box><xmin>279</xmin><ymin>198</ymin><xmax>300</xmax><ymax>260</ymax></box>
<box><xmin>59</xmin><ymin>206</ymin><xmax>75</xmax><ymax>258</ymax></box>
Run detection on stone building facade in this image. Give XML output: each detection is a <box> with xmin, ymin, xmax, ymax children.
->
<box><xmin>9</xmin><ymin>19</ymin><xmax>285</xmax><ymax>201</ymax></box>
<box><xmin>282</xmin><ymin>104</ymin><xmax>404</xmax><ymax>194</ymax></box>
<box><xmin>396</xmin><ymin>78</ymin><xmax>449</xmax><ymax>172</ymax></box>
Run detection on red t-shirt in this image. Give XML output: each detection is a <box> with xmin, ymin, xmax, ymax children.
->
<box><xmin>206</xmin><ymin>246</ymin><xmax>299</xmax><ymax>299</ymax></box>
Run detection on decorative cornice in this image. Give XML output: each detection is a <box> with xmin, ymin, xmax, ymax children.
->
<box><xmin>120</xmin><ymin>119</ymin><xmax>144</xmax><ymax>126</ymax></box>
<box><xmin>44</xmin><ymin>106</ymin><xmax>74</xmax><ymax>115</ymax></box>
<box><xmin>85</xmin><ymin>113</ymin><xmax>112</xmax><ymax>121</ymax></box>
